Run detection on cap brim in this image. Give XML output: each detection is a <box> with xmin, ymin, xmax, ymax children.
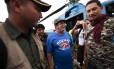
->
<box><xmin>54</xmin><ymin>20</ymin><xmax>66</xmax><ymax>25</ymax></box>
<box><xmin>33</xmin><ymin>0</ymin><xmax>51</xmax><ymax>12</ymax></box>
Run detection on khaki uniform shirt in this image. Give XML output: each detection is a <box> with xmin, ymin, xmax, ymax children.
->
<box><xmin>4</xmin><ymin>19</ymin><xmax>42</xmax><ymax>69</ymax></box>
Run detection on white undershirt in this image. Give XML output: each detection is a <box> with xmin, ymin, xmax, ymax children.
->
<box><xmin>78</xmin><ymin>29</ymin><xmax>85</xmax><ymax>46</ymax></box>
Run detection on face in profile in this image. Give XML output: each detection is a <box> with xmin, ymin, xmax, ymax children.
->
<box><xmin>20</xmin><ymin>0</ymin><xmax>42</xmax><ymax>27</ymax></box>
<box><xmin>86</xmin><ymin>3</ymin><xmax>102</xmax><ymax>20</ymax></box>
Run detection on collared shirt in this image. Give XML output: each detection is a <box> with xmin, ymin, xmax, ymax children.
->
<box><xmin>3</xmin><ymin>19</ymin><xmax>42</xmax><ymax>69</ymax></box>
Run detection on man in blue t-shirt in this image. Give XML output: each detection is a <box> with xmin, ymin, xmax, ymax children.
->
<box><xmin>46</xmin><ymin>18</ymin><xmax>75</xmax><ymax>69</ymax></box>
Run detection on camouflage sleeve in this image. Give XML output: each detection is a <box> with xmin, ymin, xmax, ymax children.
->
<box><xmin>103</xmin><ymin>17</ymin><xmax>114</xmax><ymax>34</ymax></box>
<box><xmin>100</xmin><ymin>17</ymin><xmax>114</xmax><ymax>42</ymax></box>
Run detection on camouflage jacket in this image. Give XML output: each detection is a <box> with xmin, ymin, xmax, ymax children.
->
<box><xmin>86</xmin><ymin>17</ymin><xmax>114</xmax><ymax>69</ymax></box>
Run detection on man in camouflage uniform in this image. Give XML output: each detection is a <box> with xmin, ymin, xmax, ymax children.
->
<box><xmin>84</xmin><ymin>0</ymin><xmax>114</xmax><ymax>69</ymax></box>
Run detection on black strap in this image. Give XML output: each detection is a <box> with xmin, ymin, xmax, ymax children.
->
<box><xmin>0</xmin><ymin>39</ymin><xmax>8</xmax><ymax>69</ymax></box>
<box><xmin>78</xmin><ymin>28</ymin><xmax>82</xmax><ymax>35</ymax></box>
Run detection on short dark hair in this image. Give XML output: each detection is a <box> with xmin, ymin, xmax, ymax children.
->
<box><xmin>86</xmin><ymin>0</ymin><xmax>102</xmax><ymax>7</ymax></box>
<box><xmin>4</xmin><ymin>0</ymin><xmax>10</xmax><ymax>4</ymax></box>
<box><xmin>35</xmin><ymin>24</ymin><xmax>45</xmax><ymax>30</ymax></box>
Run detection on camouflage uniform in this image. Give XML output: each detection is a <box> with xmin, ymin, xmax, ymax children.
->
<box><xmin>86</xmin><ymin>17</ymin><xmax>114</xmax><ymax>69</ymax></box>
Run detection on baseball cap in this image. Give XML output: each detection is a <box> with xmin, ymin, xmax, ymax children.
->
<box><xmin>54</xmin><ymin>18</ymin><xmax>66</xmax><ymax>25</ymax></box>
<box><xmin>35</xmin><ymin>24</ymin><xmax>45</xmax><ymax>29</ymax></box>
<box><xmin>4</xmin><ymin>0</ymin><xmax>51</xmax><ymax>12</ymax></box>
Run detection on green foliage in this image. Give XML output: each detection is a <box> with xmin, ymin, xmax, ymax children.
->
<box><xmin>69</xmin><ymin>0</ymin><xmax>80</xmax><ymax>4</ymax></box>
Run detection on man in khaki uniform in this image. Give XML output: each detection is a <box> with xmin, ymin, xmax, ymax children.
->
<box><xmin>0</xmin><ymin>0</ymin><xmax>51</xmax><ymax>69</ymax></box>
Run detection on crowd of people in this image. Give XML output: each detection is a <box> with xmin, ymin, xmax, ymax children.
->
<box><xmin>0</xmin><ymin>0</ymin><xmax>114</xmax><ymax>69</ymax></box>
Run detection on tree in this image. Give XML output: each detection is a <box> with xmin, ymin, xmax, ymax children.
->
<box><xmin>69</xmin><ymin>0</ymin><xmax>80</xmax><ymax>3</ymax></box>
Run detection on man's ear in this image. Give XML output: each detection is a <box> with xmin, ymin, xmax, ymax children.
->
<box><xmin>10</xmin><ymin>0</ymin><xmax>22</xmax><ymax>13</ymax></box>
<box><xmin>101</xmin><ymin>6</ymin><xmax>103</xmax><ymax>10</ymax></box>
<box><xmin>100</xmin><ymin>7</ymin><xmax>103</xmax><ymax>13</ymax></box>
<box><xmin>55</xmin><ymin>25</ymin><xmax>58</xmax><ymax>29</ymax></box>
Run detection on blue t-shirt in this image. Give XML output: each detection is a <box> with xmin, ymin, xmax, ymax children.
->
<box><xmin>46</xmin><ymin>31</ymin><xmax>74</xmax><ymax>69</ymax></box>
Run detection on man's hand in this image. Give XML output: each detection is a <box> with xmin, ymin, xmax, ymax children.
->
<box><xmin>84</xmin><ymin>55</ymin><xmax>86</xmax><ymax>65</ymax></box>
<box><xmin>76</xmin><ymin>21</ymin><xmax>81</xmax><ymax>26</ymax></box>
<box><xmin>49</xmin><ymin>65</ymin><xmax>54</xmax><ymax>69</ymax></box>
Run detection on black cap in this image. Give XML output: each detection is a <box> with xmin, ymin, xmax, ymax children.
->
<box><xmin>33</xmin><ymin>0</ymin><xmax>51</xmax><ymax>12</ymax></box>
<box><xmin>5</xmin><ymin>0</ymin><xmax>51</xmax><ymax>12</ymax></box>
<box><xmin>35</xmin><ymin>24</ymin><xmax>45</xmax><ymax>29</ymax></box>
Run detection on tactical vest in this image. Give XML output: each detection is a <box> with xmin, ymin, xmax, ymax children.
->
<box><xmin>0</xmin><ymin>23</ymin><xmax>47</xmax><ymax>69</ymax></box>
<box><xmin>86</xmin><ymin>17</ymin><xmax>114</xmax><ymax>69</ymax></box>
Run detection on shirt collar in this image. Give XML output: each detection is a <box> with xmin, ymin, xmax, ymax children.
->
<box><xmin>3</xmin><ymin>19</ymin><xmax>21</xmax><ymax>39</ymax></box>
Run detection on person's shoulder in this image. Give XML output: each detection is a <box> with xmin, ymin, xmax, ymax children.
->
<box><xmin>43</xmin><ymin>33</ymin><xmax>48</xmax><ymax>37</ymax></box>
<box><xmin>64</xmin><ymin>31</ymin><xmax>69</xmax><ymax>34</ymax></box>
<box><xmin>64</xmin><ymin>31</ymin><xmax>71</xmax><ymax>37</ymax></box>
<box><xmin>47</xmin><ymin>32</ymin><xmax>55</xmax><ymax>38</ymax></box>
<box><xmin>0</xmin><ymin>22</ymin><xmax>3</xmax><ymax>27</ymax></box>
<box><xmin>68</xmin><ymin>30</ymin><xmax>72</xmax><ymax>35</ymax></box>
<box><xmin>104</xmin><ymin>16</ymin><xmax>114</xmax><ymax>25</ymax></box>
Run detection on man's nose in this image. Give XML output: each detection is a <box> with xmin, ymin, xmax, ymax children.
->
<box><xmin>41</xmin><ymin>30</ymin><xmax>44</xmax><ymax>33</ymax></box>
<box><xmin>40</xmin><ymin>13</ymin><xmax>43</xmax><ymax>18</ymax></box>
